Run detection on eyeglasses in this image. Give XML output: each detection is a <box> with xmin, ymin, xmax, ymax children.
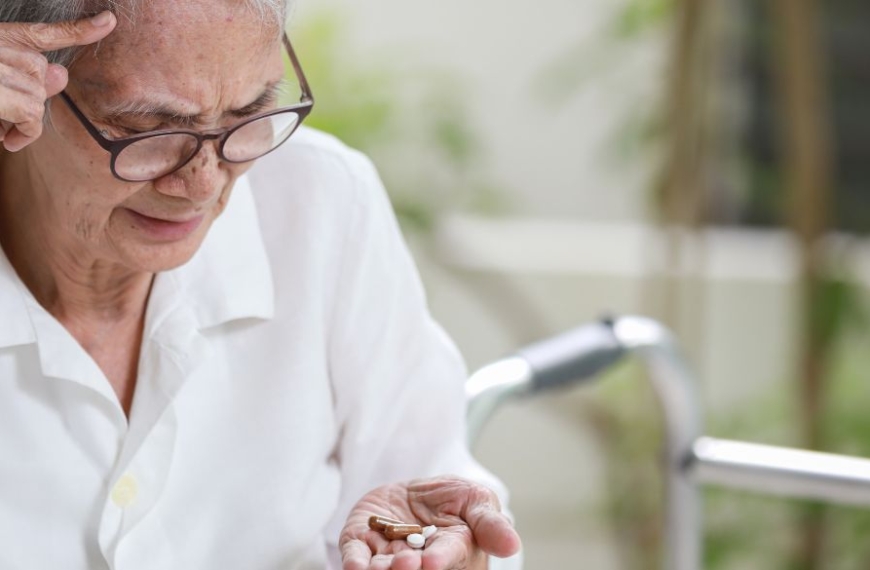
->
<box><xmin>59</xmin><ymin>33</ymin><xmax>314</xmax><ymax>182</ymax></box>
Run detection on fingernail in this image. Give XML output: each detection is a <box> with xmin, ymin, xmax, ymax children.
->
<box><xmin>91</xmin><ymin>11</ymin><xmax>114</xmax><ymax>27</ymax></box>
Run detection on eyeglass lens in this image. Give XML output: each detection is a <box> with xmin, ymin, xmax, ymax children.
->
<box><xmin>223</xmin><ymin>111</ymin><xmax>300</xmax><ymax>162</ymax></box>
<box><xmin>115</xmin><ymin>133</ymin><xmax>199</xmax><ymax>181</ymax></box>
<box><xmin>113</xmin><ymin>111</ymin><xmax>302</xmax><ymax>182</ymax></box>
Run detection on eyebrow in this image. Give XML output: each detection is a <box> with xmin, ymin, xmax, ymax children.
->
<box><xmin>100</xmin><ymin>79</ymin><xmax>291</xmax><ymax>127</ymax></box>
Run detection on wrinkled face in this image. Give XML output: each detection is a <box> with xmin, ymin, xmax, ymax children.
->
<box><xmin>26</xmin><ymin>0</ymin><xmax>286</xmax><ymax>272</ymax></box>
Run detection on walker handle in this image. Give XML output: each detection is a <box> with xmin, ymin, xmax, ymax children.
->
<box><xmin>515</xmin><ymin>317</ymin><xmax>625</xmax><ymax>392</ymax></box>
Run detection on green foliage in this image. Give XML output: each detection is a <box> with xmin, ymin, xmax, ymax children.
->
<box><xmin>292</xmin><ymin>13</ymin><xmax>397</xmax><ymax>151</ymax></box>
<box><xmin>583</xmin><ymin>361</ymin><xmax>666</xmax><ymax>570</ymax></box>
<box><xmin>613</xmin><ymin>0</ymin><xmax>676</xmax><ymax>38</ymax></box>
<box><xmin>699</xmin><ymin>300</ymin><xmax>870</xmax><ymax>570</ymax></box>
<box><xmin>535</xmin><ymin>0</ymin><xmax>674</xmax><ymax>106</ymax></box>
<box><xmin>823</xmin><ymin>322</ymin><xmax>870</xmax><ymax>459</ymax></box>
<box><xmin>811</xmin><ymin>272</ymin><xmax>869</xmax><ymax>350</ymax></box>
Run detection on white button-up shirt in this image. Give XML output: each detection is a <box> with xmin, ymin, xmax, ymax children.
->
<box><xmin>0</xmin><ymin>128</ymin><xmax>518</xmax><ymax>570</ymax></box>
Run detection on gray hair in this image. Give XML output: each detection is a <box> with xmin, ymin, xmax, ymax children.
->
<box><xmin>0</xmin><ymin>0</ymin><xmax>292</xmax><ymax>65</ymax></box>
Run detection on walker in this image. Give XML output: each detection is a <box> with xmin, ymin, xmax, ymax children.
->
<box><xmin>466</xmin><ymin>315</ymin><xmax>870</xmax><ymax>570</ymax></box>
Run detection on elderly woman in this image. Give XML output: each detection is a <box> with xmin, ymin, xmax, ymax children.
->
<box><xmin>0</xmin><ymin>1</ymin><xmax>521</xmax><ymax>569</ymax></box>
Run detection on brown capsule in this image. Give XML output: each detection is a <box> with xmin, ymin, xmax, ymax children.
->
<box><xmin>384</xmin><ymin>523</ymin><xmax>424</xmax><ymax>540</ymax></box>
<box><xmin>368</xmin><ymin>515</ymin><xmax>406</xmax><ymax>532</ymax></box>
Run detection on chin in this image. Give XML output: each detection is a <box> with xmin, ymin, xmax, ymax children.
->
<box><xmin>121</xmin><ymin>242</ymin><xmax>203</xmax><ymax>273</ymax></box>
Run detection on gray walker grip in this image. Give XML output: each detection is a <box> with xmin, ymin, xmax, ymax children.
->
<box><xmin>515</xmin><ymin>318</ymin><xmax>625</xmax><ymax>392</ymax></box>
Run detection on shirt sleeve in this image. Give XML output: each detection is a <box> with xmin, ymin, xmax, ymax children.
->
<box><xmin>322</xmin><ymin>149</ymin><xmax>522</xmax><ymax>570</ymax></box>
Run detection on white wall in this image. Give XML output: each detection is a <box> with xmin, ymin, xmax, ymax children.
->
<box><xmin>292</xmin><ymin>0</ymin><xmax>666</xmax><ymax>221</ymax></box>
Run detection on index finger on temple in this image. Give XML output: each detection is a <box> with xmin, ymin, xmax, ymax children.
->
<box><xmin>0</xmin><ymin>12</ymin><xmax>116</xmax><ymax>52</ymax></box>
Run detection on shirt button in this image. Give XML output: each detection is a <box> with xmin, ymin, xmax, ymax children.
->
<box><xmin>111</xmin><ymin>474</ymin><xmax>139</xmax><ymax>508</ymax></box>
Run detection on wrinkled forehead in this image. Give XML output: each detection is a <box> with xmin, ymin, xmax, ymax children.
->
<box><xmin>99</xmin><ymin>0</ymin><xmax>281</xmax><ymax>64</ymax></box>
<box><xmin>71</xmin><ymin>0</ymin><xmax>285</xmax><ymax>109</ymax></box>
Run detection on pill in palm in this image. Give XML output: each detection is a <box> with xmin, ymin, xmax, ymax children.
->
<box><xmin>384</xmin><ymin>523</ymin><xmax>423</xmax><ymax>540</ymax></box>
<box><xmin>422</xmin><ymin>525</ymin><xmax>437</xmax><ymax>539</ymax></box>
<box><xmin>368</xmin><ymin>515</ymin><xmax>405</xmax><ymax>532</ymax></box>
<box><xmin>407</xmin><ymin>533</ymin><xmax>425</xmax><ymax>549</ymax></box>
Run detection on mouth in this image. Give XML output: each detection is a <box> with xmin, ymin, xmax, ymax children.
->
<box><xmin>124</xmin><ymin>208</ymin><xmax>205</xmax><ymax>241</ymax></box>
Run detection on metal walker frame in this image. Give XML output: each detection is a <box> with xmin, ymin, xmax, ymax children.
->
<box><xmin>466</xmin><ymin>315</ymin><xmax>870</xmax><ymax>570</ymax></box>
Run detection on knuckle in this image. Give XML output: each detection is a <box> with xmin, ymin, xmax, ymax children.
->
<box><xmin>22</xmin><ymin>98</ymin><xmax>44</xmax><ymax>122</ymax></box>
<box><xmin>0</xmin><ymin>67</ymin><xmax>28</xmax><ymax>94</ymax></box>
<box><xmin>25</xmin><ymin>51</ymin><xmax>48</xmax><ymax>76</ymax></box>
<box><xmin>0</xmin><ymin>45</ymin><xmax>25</xmax><ymax>61</ymax></box>
<box><xmin>1</xmin><ymin>20</ymin><xmax>82</xmax><ymax>51</ymax></box>
<box><xmin>468</xmin><ymin>480</ymin><xmax>495</xmax><ymax>500</ymax></box>
<box><xmin>52</xmin><ymin>21</ymin><xmax>83</xmax><ymax>40</ymax></box>
<box><xmin>11</xmin><ymin>25</ymin><xmax>45</xmax><ymax>48</ymax></box>
<box><xmin>12</xmin><ymin>52</ymin><xmax>48</xmax><ymax>80</ymax></box>
<box><xmin>34</xmin><ymin>85</ymin><xmax>48</xmax><ymax>104</ymax></box>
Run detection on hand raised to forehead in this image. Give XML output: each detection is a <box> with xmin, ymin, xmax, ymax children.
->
<box><xmin>0</xmin><ymin>11</ymin><xmax>116</xmax><ymax>152</ymax></box>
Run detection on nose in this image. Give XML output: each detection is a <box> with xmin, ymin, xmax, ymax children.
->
<box><xmin>152</xmin><ymin>140</ymin><xmax>227</xmax><ymax>203</ymax></box>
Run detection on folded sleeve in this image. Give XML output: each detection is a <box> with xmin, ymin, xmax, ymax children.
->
<box><xmin>322</xmin><ymin>149</ymin><xmax>522</xmax><ymax>570</ymax></box>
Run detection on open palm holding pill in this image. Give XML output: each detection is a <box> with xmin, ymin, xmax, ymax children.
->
<box><xmin>341</xmin><ymin>476</ymin><xmax>521</xmax><ymax>570</ymax></box>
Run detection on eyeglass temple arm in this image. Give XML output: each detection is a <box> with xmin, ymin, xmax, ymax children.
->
<box><xmin>57</xmin><ymin>91</ymin><xmax>117</xmax><ymax>152</ymax></box>
<box><xmin>283</xmin><ymin>34</ymin><xmax>314</xmax><ymax>105</ymax></box>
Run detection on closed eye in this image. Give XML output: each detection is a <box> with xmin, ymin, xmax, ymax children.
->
<box><xmin>228</xmin><ymin>94</ymin><xmax>279</xmax><ymax>119</ymax></box>
<box><xmin>227</xmin><ymin>80</ymin><xmax>290</xmax><ymax>119</ymax></box>
<box><xmin>99</xmin><ymin>125</ymin><xmax>142</xmax><ymax>139</ymax></box>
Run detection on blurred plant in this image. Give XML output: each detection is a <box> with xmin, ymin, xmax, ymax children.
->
<box><xmin>533</xmin><ymin>2</ymin><xmax>682</xmax><ymax>569</ymax></box>
<box><xmin>535</xmin><ymin>0</ymin><xmax>673</xmax><ymax>109</ymax></box>
<box><xmin>290</xmin><ymin>10</ymin><xmax>507</xmax><ymax>234</ymax></box>
<box><xmin>582</xmin><ymin>361</ymin><xmax>666</xmax><ymax>570</ymax></box>
<box><xmin>702</xmin><ymin>273</ymin><xmax>870</xmax><ymax>570</ymax></box>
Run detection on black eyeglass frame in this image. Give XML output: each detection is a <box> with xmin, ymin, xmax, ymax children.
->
<box><xmin>58</xmin><ymin>33</ymin><xmax>314</xmax><ymax>182</ymax></box>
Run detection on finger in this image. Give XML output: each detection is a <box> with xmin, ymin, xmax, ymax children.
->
<box><xmin>0</xmin><ymin>119</ymin><xmax>12</xmax><ymax>139</ymax></box>
<box><xmin>369</xmin><ymin>554</ymin><xmax>395</xmax><ymax>570</ymax></box>
<box><xmin>450</xmin><ymin>484</ymin><xmax>520</xmax><ymax>559</ymax></box>
<box><xmin>0</xmin><ymin>46</ymin><xmax>49</xmax><ymax>80</ymax></box>
<box><xmin>44</xmin><ymin>63</ymin><xmax>68</xmax><ymax>97</ymax></box>
<box><xmin>0</xmin><ymin>89</ymin><xmax>44</xmax><ymax>143</ymax></box>
<box><xmin>420</xmin><ymin>529</ymin><xmax>477</xmax><ymax>570</ymax></box>
<box><xmin>341</xmin><ymin>539</ymin><xmax>374</xmax><ymax>570</ymax></box>
<box><xmin>0</xmin><ymin>62</ymin><xmax>46</xmax><ymax>98</ymax></box>
<box><xmin>390</xmin><ymin>549</ymin><xmax>422</xmax><ymax>570</ymax></box>
<box><xmin>3</xmin><ymin>126</ymin><xmax>38</xmax><ymax>152</ymax></box>
<box><xmin>464</xmin><ymin>507</ymin><xmax>521</xmax><ymax>559</ymax></box>
<box><xmin>0</xmin><ymin>11</ymin><xmax>116</xmax><ymax>52</ymax></box>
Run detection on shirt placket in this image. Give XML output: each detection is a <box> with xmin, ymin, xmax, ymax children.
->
<box><xmin>99</xmin><ymin>301</ymin><xmax>212</xmax><ymax>570</ymax></box>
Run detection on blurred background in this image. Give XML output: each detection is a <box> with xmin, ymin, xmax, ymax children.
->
<box><xmin>288</xmin><ymin>0</ymin><xmax>870</xmax><ymax>568</ymax></box>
